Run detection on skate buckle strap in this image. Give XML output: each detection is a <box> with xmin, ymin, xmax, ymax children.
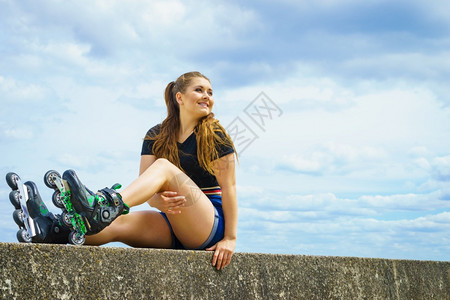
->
<box><xmin>99</xmin><ymin>187</ymin><xmax>122</xmax><ymax>206</ymax></box>
<box><xmin>107</xmin><ymin>191</ymin><xmax>130</xmax><ymax>214</ymax></box>
<box><xmin>97</xmin><ymin>186</ymin><xmax>129</xmax><ymax>214</ymax></box>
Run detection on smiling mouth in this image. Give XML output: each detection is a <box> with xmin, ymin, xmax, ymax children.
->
<box><xmin>198</xmin><ymin>102</ymin><xmax>209</xmax><ymax>108</ymax></box>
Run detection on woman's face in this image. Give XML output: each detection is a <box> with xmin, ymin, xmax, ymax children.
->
<box><xmin>177</xmin><ymin>77</ymin><xmax>214</xmax><ymax>119</ymax></box>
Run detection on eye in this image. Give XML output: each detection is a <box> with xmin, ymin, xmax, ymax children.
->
<box><xmin>208</xmin><ymin>90</ymin><xmax>213</xmax><ymax>96</ymax></box>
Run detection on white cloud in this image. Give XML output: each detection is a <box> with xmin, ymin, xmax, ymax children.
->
<box><xmin>223</xmin><ymin>72</ymin><xmax>450</xmax><ymax>194</ymax></box>
<box><xmin>359</xmin><ymin>191</ymin><xmax>448</xmax><ymax>212</ymax></box>
<box><xmin>2</xmin><ymin>127</ymin><xmax>34</xmax><ymax>140</ymax></box>
<box><xmin>408</xmin><ymin>146</ymin><xmax>432</xmax><ymax>157</ymax></box>
<box><xmin>4</xmin><ymin>0</ymin><xmax>261</xmax><ymax>59</ymax></box>
<box><xmin>277</xmin><ymin>142</ymin><xmax>387</xmax><ymax>175</ymax></box>
<box><xmin>341</xmin><ymin>51</ymin><xmax>450</xmax><ymax>80</ymax></box>
<box><xmin>0</xmin><ymin>76</ymin><xmax>48</xmax><ymax>102</ymax></box>
<box><xmin>239</xmin><ymin>207</ymin><xmax>450</xmax><ymax>258</ymax></box>
<box><xmin>220</xmin><ymin>73</ymin><xmax>356</xmax><ymax>110</ymax></box>
<box><xmin>241</xmin><ymin>188</ymin><xmax>450</xmax><ymax>220</ymax></box>
<box><xmin>430</xmin><ymin>155</ymin><xmax>450</xmax><ymax>182</ymax></box>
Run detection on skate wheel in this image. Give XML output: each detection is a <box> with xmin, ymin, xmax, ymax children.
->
<box><xmin>52</xmin><ymin>191</ymin><xmax>64</xmax><ymax>209</ymax></box>
<box><xmin>56</xmin><ymin>214</ymin><xmax>70</xmax><ymax>230</ymax></box>
<box><xmin>44</xmin><ymin>170</ymin><xmax>61</xmax><ymax>189</ymax></box>
<box><xmin>6</xmin><ymin>172</ymin><xmax>20</xmax><ymax>190</ymax></box>
<box><xmin>69</xmin><ymin>232</ymin><xmax>85</xmax><ymax>245</ymax></box>
<box><xmin>13</xmin><ymin>209</ymin><xmax>25</xmax><ymax>227</ymax></box>
<box><xmin>61</xmin><ymin>212</ymin><xmax>73</xmax><ymax>228</ymax></box>
<box><xmin>9</xmin><ymin>190</ymin><xmax>21</xmax><ymax>209</ymax></box>
<box><xmin>17</xmin><ymin>228</ymin><xmax>32</xmax><ymax>243</ymax></box>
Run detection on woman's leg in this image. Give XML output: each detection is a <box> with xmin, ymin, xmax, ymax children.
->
<box><xmin>120</xmin><ymin>158</ymin><xmax>216</xmax><ymax>249</ymax></box>
<box><xmin>85</xmin><ymin>210</ymin><xmax>173</xmax><ymax>248</ymax></box>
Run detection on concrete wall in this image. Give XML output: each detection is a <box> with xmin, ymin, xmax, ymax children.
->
<box><xmin>0</xmin><ymin>242</ymin><xmax>448</xmax><ymax>299</ymax></box>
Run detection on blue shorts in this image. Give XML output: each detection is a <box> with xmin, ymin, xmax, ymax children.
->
<box><xmin>159</xmin><ymin>194</ymin><xmax>225</xmax><ymax>250</ymax></box>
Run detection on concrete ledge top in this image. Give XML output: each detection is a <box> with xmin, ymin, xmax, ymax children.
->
<box><xmin>0</xmin><ymin>242</ymin><xmax>449</xmax><ymax>299</ymax></box>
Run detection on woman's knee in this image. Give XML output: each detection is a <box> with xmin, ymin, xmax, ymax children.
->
<box><xmin>152</xmin><ymin>158</ymin><xmax>177</xmax><ymax>173</ymax></box>
<box><xmin>153</xmin><ymin>158</ymin><xmax>183</xmax><ymax>181</ymax></box>
<box><xmin>153</xmin><ymin>158</ymin><xmax>172</xmax><ymax>168</ymax></box>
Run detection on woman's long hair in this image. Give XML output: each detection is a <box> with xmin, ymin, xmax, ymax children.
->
<box><xmin>146</xmin><ymin>71</ymin><xmax>236</xmax><ymax>175</ymax></box>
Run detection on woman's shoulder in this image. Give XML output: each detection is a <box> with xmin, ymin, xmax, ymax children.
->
<box><xmin>145</xmin><ymin>124</ymin><xmax>162</xmax><ymax>138</ymax></box>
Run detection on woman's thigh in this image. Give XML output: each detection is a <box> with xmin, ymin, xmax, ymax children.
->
<box><xmin>162</xmin><ymin>171</ymin><xmax>216</xmax><ymax>249</ymax></box>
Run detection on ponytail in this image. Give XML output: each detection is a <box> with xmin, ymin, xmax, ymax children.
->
<box><xmin>149</xmin><ymin>81</ymin><xmax>182</xmax><ymax>170</ymax></box>
<box><xmin>164</xmin><ymin>81</ymin><xmax>178</xmax><ymax>117</ymax></box>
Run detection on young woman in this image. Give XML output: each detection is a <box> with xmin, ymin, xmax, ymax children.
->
<box><xmin>62</xmin><ymin>71</ymin><xmax>238</xmax><ymax>270</ymax></box>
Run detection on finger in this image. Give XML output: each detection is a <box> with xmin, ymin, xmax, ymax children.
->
<box><xmin>162</xmin><ymin>191</ymin><xmax>177</xmax><ymax>196</ymax></box>
<box><xmin>171</xmin><ymin>196</ymin><xmax>186</xmax><ymax>205</ymax></box>
<box><xmin>221</xmin><ymin>254</ymin><xmax>229</xmax><ymax>270</ymax></box>
<box><xmin>171</xmin><ymin>203</ymin><xmax>185</xmax><ymax>209</ymax></box>
<box><xmin>166</xmin><ymin>203</ymin><xmax>182</xmax><ymax>213</ymax></box>
<box><xmin>164</xmin><ymin>196</ymin><xmax>182</xmax><ymax>207</ymax></box>
<box><xmin>170</xmin><ymin>199</ymin><xmax>186</xmax><ymax>209</ymax></box>
<box><xmin>211</xmin><ymin>249</ymin><xmax>219</xmax><ymax>267</ymax></box>
<box><xmin>216</xmin><ymin>251</ymin><xmax>225</xmax><ymax>270</ymax></box>
<box><xmin>166</xmin><ymin>197</ymin><xmax>185</xmax><ymax>212</ymax></box>
<box><xmin>224</xmin><ymin>253</ymin><xmax>232</xmax><ymax>268</ymax></box>
<box><xmin>205</xmin><ymin>244</ymin><xmax>216</xmax><ymax>251</ymax></box>
<box><xmin>168</xmin><ymin>208</ymin><xmax>183</xmax><ymax>213</ymax></box>
<box><xmin>167</xmin><ymin>208</ymin><xmax>182</xmax><ymax>214</ymax></box>
<box><xmin>164</xmin><ymin>196</ymin><xmax>183</xmax><ymax>205</ymax></box>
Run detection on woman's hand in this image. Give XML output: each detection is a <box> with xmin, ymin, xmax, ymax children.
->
<box><xmin>206</xmin><ymin>237</ymin><xmax>236</xmax><ymax>270</ymax></box>
<box><xmin>148</xmin><ymin>191</ymin><xmax>186</xmax><ymax>214</ymax></box>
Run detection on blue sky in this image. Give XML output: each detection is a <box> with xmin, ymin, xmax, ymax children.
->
<box><xmin>1</xmin><ymin>0</ymin><xmax>449</xmax><ymax>261</ymax></box>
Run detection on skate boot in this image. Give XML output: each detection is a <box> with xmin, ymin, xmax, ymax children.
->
<box><xmin>6</xmin><ymin>172</ymin><xmax>70</xmax><ymax>244</ymax></box>
<box><xmin>44</xmin><ymin>170</ymin><xmax>89</xmax><ymax>245</ymax></box>
<box><xmin>61</xmin><ymin>169</ymin><xmax>130</xmax><ymax>235</ymax></box>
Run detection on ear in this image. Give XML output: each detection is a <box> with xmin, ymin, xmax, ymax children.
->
<box><xmin>176</xmin><ymin>92</ymin><xmax>183</xmax><ymax>105</ymax></box>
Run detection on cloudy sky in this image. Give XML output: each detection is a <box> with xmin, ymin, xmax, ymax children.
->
<box><xmin>1</xmin><ymin>0</ymin><xmax>449</xmax><ymax>261</ymax></box>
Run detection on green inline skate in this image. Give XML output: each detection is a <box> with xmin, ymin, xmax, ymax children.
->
<box><xmin>61</xmin><ymin>169</ymin><xmax>129</xmax><ymax>235</ymax></box>
<box><xmin>43</xmin><ymin>170</ymin><xmax>88</xmax><ymax>245</ymax></box>
<box><xmin>45</xmin><ymin>169</ymin><xmax>129</xmax><ymax>240</ymax></box>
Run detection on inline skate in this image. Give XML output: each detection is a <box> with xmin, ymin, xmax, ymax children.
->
<box><xmin>61</xmin><ymin>169</ymin><xmax>129</xmax><ymax>235</ymax></box>
<box><xmin>6</xmin><ymin>172</ymin><xmax>69</xmax><ymax>244</ymax></box>
<box><xmin>43</xmin><ymin>170</ymin><xmax>88</xmax><ymax>245</ymax></box>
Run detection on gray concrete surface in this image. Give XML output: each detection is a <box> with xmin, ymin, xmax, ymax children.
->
<box><xmin>0</xmin><ymin>242</ymin><xmax>448</xmax><ymax>299</ymax></box>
